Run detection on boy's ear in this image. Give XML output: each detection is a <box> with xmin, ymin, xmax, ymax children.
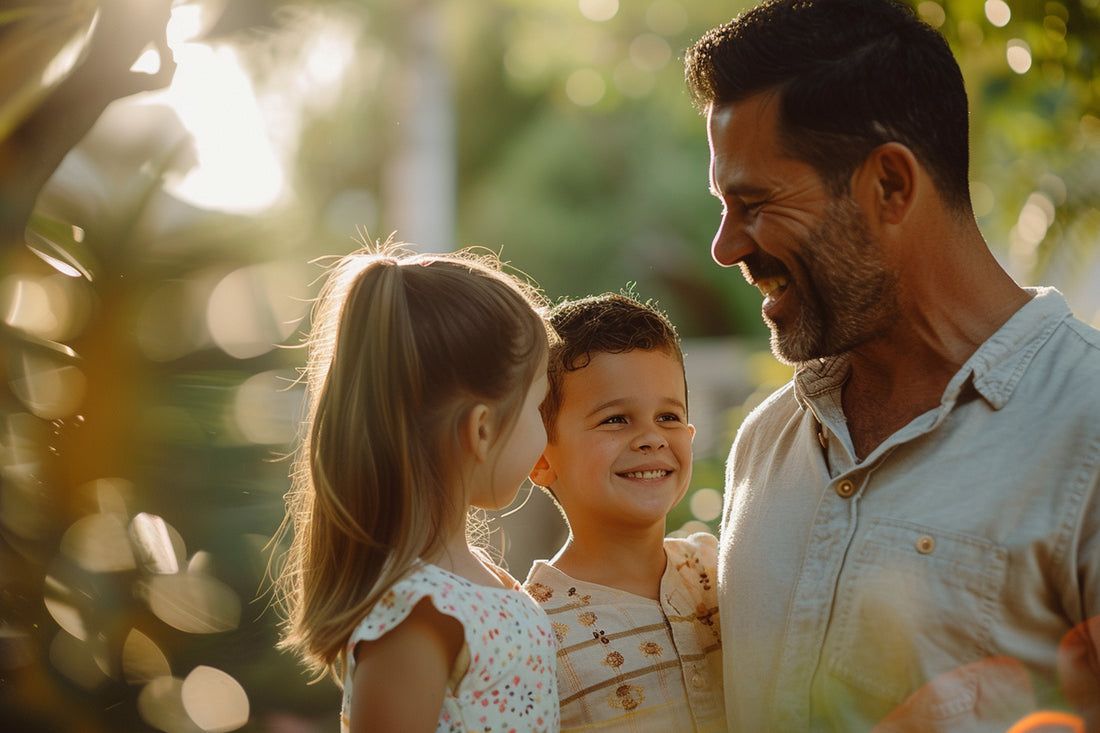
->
<box><xmin>463</xmin><ymin>404</ymin><xmax>492</xmax><ymax>463</ymax></box>
<box><xmin>688</xmin><ymin>423</ymin><xmax>696</xmax><ymax>442</ymax></box>
<box><xmin>529</xmin><ymin>454</ymin><xmax>557</xmax><ymax>488</ymax></box>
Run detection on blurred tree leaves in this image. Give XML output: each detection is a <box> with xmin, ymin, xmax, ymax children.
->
<box><xmin>0</xmin><ymin>0</ymin><xmax>98</xmax><ymax>141</ymax></box>
<box><xmin>0</xmin><ymin>0</ymin><xmax>175</xmax><ymax>251</ymax></box>
<box><xmin>925</xmin><ymin>0</ymin><xmax>1100</xmax><ymax>313</ymax></box>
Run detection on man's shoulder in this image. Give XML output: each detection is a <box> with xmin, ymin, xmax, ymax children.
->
<box><xmin>733</xmin><ymin>379</ymin><xmax>802</xmax><ymax>444</ymax></box>
<box><xmin>1014</xmin><ymin>288</ymin><xmax>1100</xmax><ymax>385</ymax></box>
<box><xmin>1063</xmin><ymin>314</ymin><xmax>1100</xmax><ymax>355</ymax></box>
<box><xmin>746</xmin><ymin>379</ymin><xmax>799</xmax><ymax>419</ymax></box>
<box><xmin>1036</xmin><ymin>311</ymin><xmax>1100</xmax><ymax>402</ymax></box>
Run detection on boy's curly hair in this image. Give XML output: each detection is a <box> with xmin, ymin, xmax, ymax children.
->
<box><xmin>541</xmin><ymin>290</ymin><xmax>684</xmax><ymax>441</ymax></box>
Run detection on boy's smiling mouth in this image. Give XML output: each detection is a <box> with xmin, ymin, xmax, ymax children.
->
<box><xmin>620</xmin><ymin>469</ymin><xmax>672</xmax><ymax>480</ymax></box>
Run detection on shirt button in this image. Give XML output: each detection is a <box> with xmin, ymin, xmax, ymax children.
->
<box><xmin>835</xmin><ymin>480</ymin><xmax>856</xmax><ymax>498</ymax></box>
<box><xmin>691</xmin><ymin>671</ymin><xmax>706</xmax><ymax>689</ymax></box>
<box><xmin>916</xmin><ymin>536</ymin><xmax>936</xmax><ymax>554</ymax></box>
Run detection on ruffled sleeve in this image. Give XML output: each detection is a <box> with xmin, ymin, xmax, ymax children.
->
<box><xmin>347</xmin><ymin>569</ymin><xmax>464</xmax><ymax>649</ymax></box>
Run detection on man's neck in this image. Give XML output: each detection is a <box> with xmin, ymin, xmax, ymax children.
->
<box><xmin>840</xmin><ymin>246</ymin><xmax>1031</xmax><ymax>460</ymax></box>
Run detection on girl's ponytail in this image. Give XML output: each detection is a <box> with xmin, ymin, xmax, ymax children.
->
<box><xmin>275</xmin><ymin>241</ymin><xmax>549</xmax><ymax>681</ymax></box>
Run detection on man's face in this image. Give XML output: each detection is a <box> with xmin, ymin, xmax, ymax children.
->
<box><xmin>538</xmin><ymin>349</ymin><xmax>694</xmax><ymax>536</ymax></box>
<box><xmin>706</xmin><ymin>93</ymin><xmax>900</xmax><ymax>363</ymax></box>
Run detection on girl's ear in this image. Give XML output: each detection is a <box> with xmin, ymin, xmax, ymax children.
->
<box><xmin>529</xmin><ymin>454</ymin><xmax>557</xmax><ymax>488</ymax></box>
<box><xmin>463</xmin><ymin>404</ymin><xmax>493</xmax><ymax>463</ymax></box>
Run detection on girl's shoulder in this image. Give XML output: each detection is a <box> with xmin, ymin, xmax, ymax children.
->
<box><xmin>347</xmin><ymin>562</ymin><xmax>538</xmax><ymax>649</ymax></box>
<box><xmin>342</xmin><ymin>563</ymin><xmax>560</xmax><ymax>733</ymax></box>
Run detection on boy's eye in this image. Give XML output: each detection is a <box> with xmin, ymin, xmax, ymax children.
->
<box><xmin>601</xmin><ymin>415</ymin><xmax>627</xmax><ymax>425</ymax></box>
<box><xmin>657</xmin><ymin>413</ymin><xmax>683</xmax><ymax>423</ymax></box>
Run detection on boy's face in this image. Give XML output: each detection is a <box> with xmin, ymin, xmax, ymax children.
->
<box><xmin>532</xmin><ymin>348</ymin><xmax>694</xmax><ymax>534</ymax></box>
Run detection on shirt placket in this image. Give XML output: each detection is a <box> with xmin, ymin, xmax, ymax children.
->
<box><xmin>772</xmin><ymin>465</ymin><xmax>865</xmax><ymax>729</ymax></box>
<box><xmin>664</xmin><ymin>584</ymin><xmax>721</xmax><ymax>727</ymax></box>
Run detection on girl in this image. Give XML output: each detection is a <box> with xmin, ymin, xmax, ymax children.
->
<box><xmin>274</xmin><ymin>242</ymin><xmax>559</xmax><ymax>732</ymax></box>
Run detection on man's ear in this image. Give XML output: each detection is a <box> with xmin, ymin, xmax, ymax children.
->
<box><xmin>462</xmin><ymin>404</ymin><xmax>492</xmax><ymax>463</ymax></box>
<box><xmin>529</xmin><ymin>454</ymin><xmax>557</xmax><ymax>488</ymax></box>
<box><xmin>855</xmin><ymin>142</ymin><xmax>919</xmax><ymax>225</ymax></box>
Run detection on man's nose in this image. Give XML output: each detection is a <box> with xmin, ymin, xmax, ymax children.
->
<box><xmin>711</xmin><ymin>210</ymin><xmax>755</xmax><ymax>267</ymax></box>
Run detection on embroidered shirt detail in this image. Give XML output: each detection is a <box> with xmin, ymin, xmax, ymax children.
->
<box><xmin>523</xmin><ymin>533</ymin><xmax>725</xmax><ymax>732</ymax></box>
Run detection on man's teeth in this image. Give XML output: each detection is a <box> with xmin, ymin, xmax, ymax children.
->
<box><xmin>623</xmin><ymin>470</ymin><xmax>670</xmax><ymax>479</ymax></box>
<box><xmin>756</xmin><ymin>276</ymin><xmax>789</xmax><ymax>297</ymax></box>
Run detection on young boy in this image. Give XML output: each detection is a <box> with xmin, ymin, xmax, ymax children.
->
<box><xmin>523</xmin><ymin>292</ymin><xmax>724</xmax><ymax>731</ymax></box>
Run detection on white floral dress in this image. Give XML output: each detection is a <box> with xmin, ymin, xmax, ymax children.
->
<box><xmin>342</xmin><ymin>562</ymin><xmax>560</xmax><ymax>732</ymax></box>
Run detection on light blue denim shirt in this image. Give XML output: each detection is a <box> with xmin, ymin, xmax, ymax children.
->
<box><xmin>718</xmin><ymin>287</ymin><xmax>1100</xmax><ymax>732</ymax></box>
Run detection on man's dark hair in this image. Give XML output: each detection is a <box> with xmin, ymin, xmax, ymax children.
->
<box><xmin>541</xmin><ymin>291</ymin><xmax>684</xmax><ymax>441</ymax></box>
<box><xmin>684</xmin><ymin>0</ymin><xmax>972</xmax><ymax>213</ymax></box>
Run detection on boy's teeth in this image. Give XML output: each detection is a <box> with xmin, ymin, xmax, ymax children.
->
<box><xmin>757</xmin><ymin>276</ymin><xmax>789</xmax><ymax>297</ymax></box>
<box><xmin>624</xmin><ymin>470</ymin><xmax>669</xmax><ymax>479</ymax></box>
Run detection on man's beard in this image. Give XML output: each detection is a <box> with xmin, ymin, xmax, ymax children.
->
<box><xmin>750</xmin><ymin>195</ymin><xmax>901</xmax><ymax>365</ymax></box>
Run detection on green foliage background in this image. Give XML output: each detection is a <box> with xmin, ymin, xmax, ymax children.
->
<box><xmin>1</xmin><ymin>0</ymin><xmax>1098</xmax><ymax>730</ymax></box>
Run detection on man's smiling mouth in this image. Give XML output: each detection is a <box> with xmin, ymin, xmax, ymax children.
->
<box><xmin>756</xmin><ymin>276</ymin><xmax>789</xmax><ymax>298</ymax></box>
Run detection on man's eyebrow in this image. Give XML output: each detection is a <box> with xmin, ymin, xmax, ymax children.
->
<box><xmin>711</xmin><ymin>179</ymin><xmax>771</xmax><ymax>201</ymax></box>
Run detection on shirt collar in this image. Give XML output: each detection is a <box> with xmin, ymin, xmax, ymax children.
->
<box><xmin>791</xmin><ymin>286</ymin><xmax>1071</xmax><ymax>412</ymax></box>
<box><xmin>956</xmin><ymin>286</ymin><xmax>1069</xmax><ymax>410</ymax></box>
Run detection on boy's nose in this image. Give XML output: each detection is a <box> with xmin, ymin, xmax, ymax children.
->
<box><xmin>633</xmin><ymin>428</ymin><xmax>668</xmax><ymax>452</ymax></box>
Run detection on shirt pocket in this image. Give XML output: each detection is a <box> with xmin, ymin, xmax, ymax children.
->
<box><xmin>826</xmin><ymin>516</ymin><xmax>1008</xmax><ymax>709</ymax></box>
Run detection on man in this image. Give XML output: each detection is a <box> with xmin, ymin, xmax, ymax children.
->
<box><xmin>683</xmin><ymin>0</ymin><xmax>1100</xmax><ymax>730</ymax></box>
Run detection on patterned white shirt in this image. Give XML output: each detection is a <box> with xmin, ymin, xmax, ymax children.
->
<box><xmin>524</xmin><ymin>533</ymin><xmax>724</xmax><ymax>732</ymax></box>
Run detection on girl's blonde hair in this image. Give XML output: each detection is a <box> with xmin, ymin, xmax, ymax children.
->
<box><xmin>273</xmin><ymin>241</ymin><xmax>549</xmax><ymax>681</ymax></box>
